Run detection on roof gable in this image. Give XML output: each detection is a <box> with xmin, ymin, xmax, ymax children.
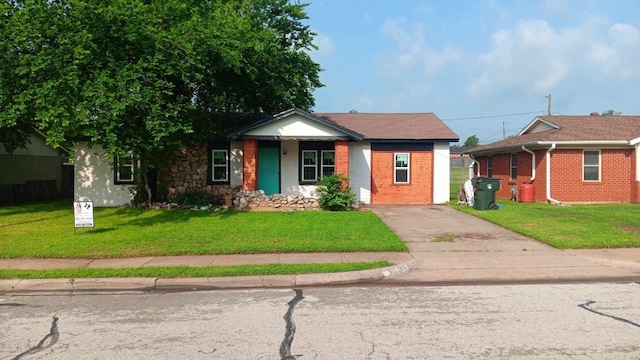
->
<box><xmin>228</xmin><ymin>108</ymin><xmax>363</xmax><ymax>141</ymax></box>
<box><xmin>470</xmin><ymin>115</ymin><xmax>640</xmax><ymax>155</ymax></box>
<box><xmin>518</xmin><ymin>117</ymin><xmax>560</xmax><ymax>135</ymax></box>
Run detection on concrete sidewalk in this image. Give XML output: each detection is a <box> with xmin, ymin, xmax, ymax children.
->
<box><xmin>1</xmin><ymin>205</ymin><xmax>639</xmax><ymax>294</ymax></box>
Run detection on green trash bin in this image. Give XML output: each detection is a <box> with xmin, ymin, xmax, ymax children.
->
<box><xmin>473</xmin><ymin>177</ymin><xmax>501</xmax><ymax>210</ymax></box>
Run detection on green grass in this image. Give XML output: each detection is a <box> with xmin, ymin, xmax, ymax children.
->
<box><xmin>450</xmin><ymin>167</ymin><xmax>469</xmax><ymax>199</ymax></box>
<box><xmin>0</xmin><ymin>261</ymin><xmax>391</xmax><ymax>279</ymax></box>
<box><xmin>0</xmin><ymin>200</ymin><xmax>407</xmax><ymax>258</ymax></box>
<box><xmin>454</xmin><ymin>201</ymin><xmax>640</xmax><ymax>249</ymax></box>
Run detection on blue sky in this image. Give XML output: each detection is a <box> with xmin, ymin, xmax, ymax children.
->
<box><xmin>304</xmin><ymin>0</ymin><xmax>640</xmax><ymax>144</ymax></box>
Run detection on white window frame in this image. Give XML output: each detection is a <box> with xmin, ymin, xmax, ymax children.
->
<box><xmin>510</xmin><ymin>153</ymin><xmax>517</xmax><ymax>180</ymax></box>
<box><xmin>211</xmin><ymin>149</ymin><xmax>229</xmax><ymax>182</ymax></box>
<box><xmin>321</xmin><ymin>150</ymin><xmax>335</xmax><ymax>178</ymax></box>
<box><xmin>394</xmin><ymin>153</ymin><xmax>410</xmax><ymax>184</ymax></box>
<box><xmin>302</xmin><ymin>150</ymin><xmax>317</xmax><ymax>181</ymax></box>
<box><xmin>115</xmin><ymin>154</ymin><xmax>135</xmax><ymax>184</ymax></box>
<box><xmin>583</xmin><ymin>149</ymin><xmax>601</xmax><ymax>182</ymax></box>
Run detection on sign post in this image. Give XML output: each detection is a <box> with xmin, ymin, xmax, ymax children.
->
<box><xmin>73</xmin><ymin>201</ymin><xmax>95</xmax><ymax>233</ymax></box>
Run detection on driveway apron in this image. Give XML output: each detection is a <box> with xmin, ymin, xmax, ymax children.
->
<box><xmin>371</xmin><ymin>205</ymin><xmax>639</xmax><ymax>284</ymax></box>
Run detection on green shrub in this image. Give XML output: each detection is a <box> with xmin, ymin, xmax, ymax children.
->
<box><xmin>175</xmin><ymin>190</ymin><xmax>213</xmax><ymax>207</ymax></box>
<box><xmin>316</xmin><ymin>174</ymin><xmax>356</xmax><ymax>211</ymax></box>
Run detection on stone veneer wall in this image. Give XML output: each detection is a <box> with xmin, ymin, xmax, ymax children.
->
<box><xmin>159</xmin><ymin>144</ymin><xmax>319</xmax><ymax>209</ymax></box>
<box><xmin>234</xmin><ymin>190</ymin><xmax>318</xmax><ymax>210</ymax></box>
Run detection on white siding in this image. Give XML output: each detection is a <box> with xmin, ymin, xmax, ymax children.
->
<box><xmin>280</xmin><ymin>140</ymin><xmax>317</xmax><ymax>197</ymax></box>
<box><xmin>348</xmin><ymin>142</ymin><xmax>371</xmax><ymax>204</ymax></box>
<box><xmin>433</xmin><ymin>141</ymin><xmax>451</xmax><ymax>204</ymax></box>
<box><xmin>229</xmin><ymin>141</ymin><xmax>243</xmax><ymax>187</ymax></box>
<box><xmin>245</xmin><ymin>114</ymin><xmax>344</xmax><ymax>139</ymax></box>
<box><xmin>74</xmin><ymin>142</ymin><xmax>132</xmax><ymax>207</ymax></box>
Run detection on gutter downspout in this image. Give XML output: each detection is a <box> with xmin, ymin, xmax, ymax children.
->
<box><xmin>521</xmin><ymin>146</ymin><xmax>536</xmax><ymax>182</ymax></box>
<box><xmin>546</xmin><ymin>143</ymin><xmax>562</xmax><ymax>205</ymax></box>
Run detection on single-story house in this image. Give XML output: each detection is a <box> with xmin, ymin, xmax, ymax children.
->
<box><xmin>467</xmin><ymin>114</ymin><xmax>640</xmax><ymax>203</ymax></box>
<box><xmin>75</xmin><ymin>108</ymin><xmax>459</xmax><ymax>207</ymax></box>
<box><xmin>1</xmin><ymin>130</ymin><xmax>69</xmax><ymax>205</ymax></box>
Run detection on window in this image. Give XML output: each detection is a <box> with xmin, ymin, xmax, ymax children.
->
<box><xmin>211</xmin><ymin>149</ymin><xmax>228</xmax><ymax>182</ymax></box>
<box><xmin>321</xmin><ymin>151</ymin><xmax>335</xmax><ymax>177</ymax></box>
<box><xmin>299</xmin><ymin>141</ymin><xmax>335</xmax><ymax>184</ymax></box>
<box><xmin>394</xmin><ymin>153</ymin><xmax>410</xmax><ymax>184</ymax></box>
<box><xmin>583</xmin><ymin>150</ymin><xmax>601</xmax><ymax>181</ymax></box>
<box><xmin>114</xmin><ymin>155</ymin><xmax>136</xmax><ymax>184</ymax></box>
<box><xmin>487</xmin><ymin>156</ymin><xmax>493</xmax><ymax>177</ymax></box>
<box><xmin>302</xmin><ymin>150</ymin><xmax>317</xmax><ymax>181</ymax></box>
<box><xmin>510</xmin><ymin>153</ymin><xmax>518</xmax><ymax>180</ymax></box>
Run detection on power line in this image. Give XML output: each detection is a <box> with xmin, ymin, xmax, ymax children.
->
<box><xmin>441</xmin><ymin>111</ymin><xmax>544</xmax><ymax>122</ymax></box>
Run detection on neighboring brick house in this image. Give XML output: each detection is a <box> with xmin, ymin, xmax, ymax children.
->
<box><xmin>467</xmin><ymin>114</ymin><xmax>640</xmax><ymax>203</ymax></box>
<box><xmin>74</xmin><ymin>108</ymin><xmax>459</xmax><ymax>206</ymax></box>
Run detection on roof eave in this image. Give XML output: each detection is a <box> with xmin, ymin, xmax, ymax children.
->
<box><xmin>227</xmin><ymin>107</ymin><xmax>364</xmax><ymax>141</ymax></box>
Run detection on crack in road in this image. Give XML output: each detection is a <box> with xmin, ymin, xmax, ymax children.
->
<box><xmin>280</xmin><ymin>289</ymin><xmax>304</xmax><ymax>360</ymax></box>
<box><xmin>12</xmin><ymin>316</ymin><xmax>60</xmax><ymax>360</ymax></box>
<box><xmin>578</xmin><ymin>300</ymin><xmax>640</xmax><ymax>328</ymax></box>
<box><xmin>0</xmin><ymin>303</ymin><xmax>25</xmax><ymax>307</ymax></box>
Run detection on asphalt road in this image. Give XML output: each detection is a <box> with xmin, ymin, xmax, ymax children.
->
<box><xmin>2</xmin><ymin>283</ymin><xmax>639</xmax><ymax>359</ymax></box>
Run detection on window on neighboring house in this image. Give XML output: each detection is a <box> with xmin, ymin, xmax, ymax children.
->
<box><xmin>487</xmin><ymin>156</ymin><xmax>493</xmax><ymax>177</ymax></box>
<box><xmin>321</xmin><ymin>150</ymin><xmax>335</xmax><ymax>177</ymax></box>
<box><xmin>302</xmin><ymin>150</ymin><xmax>317</xmax><ymax>182</ymax></box>
<box><xmin>394</xmin><ymin>153</ymin><xmax>410</xmax><ymax>184</ymax></box>
<box><xmin>211</xmin><ymin>149</ymin><xmax>228</xmax><ymax>182</ymax></box>
<box><xmin>510</xmin><ymin>153</ymin><xmax>518</xmax><ymax>180</ymax></box>
<box><xmin>583</xmin><ymin>150</ymin><xmax>601</xmax><ymax>181</ymax></box>
<box><xmin>114</xmin><ymin>154</ymin><xmax>136</xmax><ymax>184</ymax></box>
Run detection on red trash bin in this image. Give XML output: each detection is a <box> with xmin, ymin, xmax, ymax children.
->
<box><xmin>519</xmin><ymin>183</ymin><xmax>535</xmax><ymax>203</ymax></box>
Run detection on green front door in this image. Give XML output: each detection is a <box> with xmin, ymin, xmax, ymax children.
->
<box><xmin>257</xmin><ymin>147</ymin><xmax>280</xmax><ymax>195</ymax></box>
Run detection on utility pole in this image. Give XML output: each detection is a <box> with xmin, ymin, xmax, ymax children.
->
<box><xmin>502</xmin><ymin>121</ymin><xmax>506</xmax><ymax>139</ymax></box>
<box><xmin>546</xmin><ymin>94</ymin><xmax>552</xmax><ymax>115</ymax></box>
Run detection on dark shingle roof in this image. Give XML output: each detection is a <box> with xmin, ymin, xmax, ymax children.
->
<box><xmin>470</xmin><ymin>115</ymin><xmax>640</xmax><ymax>153</ymax></box>
<box><xmin>314</xmin><ymin>112</ymin><xmax>459</xmax><ymax>141</ymax></box>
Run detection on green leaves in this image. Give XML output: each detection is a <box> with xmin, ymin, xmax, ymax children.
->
<box><xmin>0</xmin><ymin>0</ymin><xmax>323</xmax><ymax>166</ymax></box>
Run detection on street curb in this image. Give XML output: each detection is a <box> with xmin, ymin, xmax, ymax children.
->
<box><xmin>0</xmin><ymin>261</ymin><xmax>416</xmax><ymax>294</ymax></box>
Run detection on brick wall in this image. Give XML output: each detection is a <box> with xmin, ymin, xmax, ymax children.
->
<box><xmin>476</xmin><ymin>148</ymin><xmax>636</xmax><ymax>203</ymax></box>
<box><xmin>550</xmin><ymin>149</ymin><xmax>632</xmax><ymax>202</ymax></box>
<box><xmin>335</xmin><ymin>140</ymin><xmax>349</xmax><ymax>186</ymax></box>
<box><xmin>371</xmin><ymin>151</ymin><xmax>433</xmax><ymax>204</ymax></box>
<box><xmin>243</xmin><ymin>139</ymin><xmax>257</xmax><ymax>190</ymax></box>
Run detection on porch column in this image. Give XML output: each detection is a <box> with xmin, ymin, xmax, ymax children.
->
<box><xmin>243</xmin><ymin>139</ymin><xmax>257</xmax><ymax>190</ymax></box>
<box><xmin>335</xmin><ymin>140</ymin><xmax>349</xmax><ymax>185</ymax></box>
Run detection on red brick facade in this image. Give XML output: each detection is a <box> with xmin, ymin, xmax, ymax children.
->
<box><xmin>475</xmin><ymin>147</ymin><xmax>639</xmax><ymax>203</ymax></box>
<box><xmin>334</xmin><ymin>140</ymin><xmax>349</xmax><ymax>186</ymax></box>
<box><xmin>371</xmin><ymin>151</ymin><xmax>433</xmax><ymax>204</ymax></box>
<box><xmin>242</xmin><ymin>139</ymin><xmax>257</xmax><ymax>190</ymax></box>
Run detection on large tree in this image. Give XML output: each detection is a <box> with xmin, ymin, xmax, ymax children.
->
<box><xmin>463</xmin><ymin>135</ymin><xmax>479</xmax><ymax>148</ymax></box>
<box><xmin>0</xmin><ymin>0</ymin><xmax>322</xmax><ymax>200</ymax></box>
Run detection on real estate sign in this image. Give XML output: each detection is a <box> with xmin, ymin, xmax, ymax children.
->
<box><xmin>73</xmin><ymin>201</ymin><xmax>94</xmax><ymax>228</ymax></box>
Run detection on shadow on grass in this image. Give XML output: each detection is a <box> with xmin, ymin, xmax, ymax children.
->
<box><xmin>112</xmin><ymin>206</ymin><xmax>241</xmax><ymax>227</ymax></box>
<box><xmin>0</xmin><ymin>199</ymin><xmax>70</xmax><ymax>217</ymax></box>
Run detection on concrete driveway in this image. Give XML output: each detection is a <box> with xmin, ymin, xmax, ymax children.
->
<box><xmin>371</xmin><ymin>205</ymin><xmax>640</xmax><ymax>285</ymax></box>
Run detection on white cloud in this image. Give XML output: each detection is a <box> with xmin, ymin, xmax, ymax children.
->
<box><xmin>588</xmin><ymin>23</ymin><xmax>640</xmax><ymax>81</ymax></box>
<box><xmin>380</xmin><ymin>19</ymin><xmax>465</xmax><ymax>77</ymax></box>
<box><xmin>351</xmin><ymin>93</ymin><xmax>375</xmax><ymax>111</ymax></box>
<box><xmin>310</xmin><ymin>32</ymin><xmax>335</xmax><ymax>61</ymax></box>
<box><xmin>468</xmin><ymin>18</ymin><xmax>640</xmax><ymax>100</ymax></box>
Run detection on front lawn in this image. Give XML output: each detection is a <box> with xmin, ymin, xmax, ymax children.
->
<box><xmin>0</xmin><ymin>200</ymin><xmax>407</xmax><ymax>258</ymax></box>
<box><xmin>455</xmin><ymin>201</ymin><xmax>640</xmax><ymax>248</ymax></box>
